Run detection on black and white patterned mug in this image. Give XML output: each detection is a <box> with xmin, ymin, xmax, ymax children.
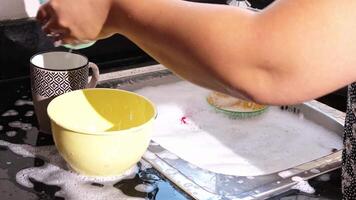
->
<box><xmin>30</xmin><ymin>51</ymin><xmax>100</xmax><ymax>134</ymax></box>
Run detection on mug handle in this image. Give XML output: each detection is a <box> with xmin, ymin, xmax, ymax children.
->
<box><xmin>86</xmin><ymin>62</ymin><xmax>100</xmax><ymax>88</ymax></box>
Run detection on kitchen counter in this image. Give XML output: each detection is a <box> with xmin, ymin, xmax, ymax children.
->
<box><xmin>0</xmin><ymin>74</ymin><xmax>344</xmax><ymax>200</ymax></box>
<box><xmin>0</xmin><ymin>77</ymin><xmax>193</xmax><ymax>200</ymax></box>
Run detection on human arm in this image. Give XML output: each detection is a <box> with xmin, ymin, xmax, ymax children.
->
<box><xmin>37</xmin><ymin>0</ymin><xmax>356</xmax><ymax>105</ymax></box>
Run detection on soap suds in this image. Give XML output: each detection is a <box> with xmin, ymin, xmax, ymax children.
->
<box><xmin>291</xmin><ymin>176</ymin><xmax>315</xmax><ymax>194</ymax></box>
<box><xmin>0</xmin><ymin>140</ymin><xmax>146</xmax><ymax>200</ymax></box>
<box><xmin>136</xmin><ymin>81</ymin><xmax>343</xmax><ymax>176</ymax></box>
<box><xmin>2</xmin><ymin>110</ymin><xmax>19</xmax><ymax>117</ymax></box>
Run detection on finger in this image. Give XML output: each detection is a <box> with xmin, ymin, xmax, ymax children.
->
<box><xmin>53</xmin><ymin>40</ymin><xmax>63</xmax><ymax>47</ymax></box>
<box><xmin>36</xmin><ymin>4</ymin><xmax>52</xmax><ymax>25</ymax></box>
<box><xmin>47</xmin><ymin>28</ymin><xmax>72</xmax><ymax>47</ymax></box>
<box><xmin>52</xmin><ymin>37</ymin><xmax>77</xmax><ymax>48</ymax></box>
<box><xmin>53</xmin><ymin>39</ymin><xmax>80</xmax><ymax>47</ymax></box>
<box><xmin>36</xmin><ymin>7</ymin><xmax>47</xmax><ymax>22</ymax></box>
<box><xmin>47</xmin><ymin>29</ymin><xmax>69</xmax><ymax>38</ymax></box>
<box><xmin>42</xmin><ymin>17</ymin><xmax>61</xmax><ymax>34</ymax></box>
<box><xmin>61</xmin><ymin>37</ymin><xmax>81</xmax><ymax>45</ymax></box>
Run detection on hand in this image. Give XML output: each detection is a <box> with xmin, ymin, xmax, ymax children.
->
<box><xmin>36</xmin><ymin>0</ymin><xmax>116</xmax><ymax>44</ymax></box>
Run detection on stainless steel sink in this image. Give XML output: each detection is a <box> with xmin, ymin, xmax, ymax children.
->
<box><xmin>98</xmin><ymin>64</ymin><xmax>345</xmax><ymax>200</ymax></box>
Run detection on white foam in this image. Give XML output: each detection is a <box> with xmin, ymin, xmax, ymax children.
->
<box><xmin>291</xmin><ymin>176</ymin><xmax>315</xmax><ymax>194</ymax></box>
<box><xmin>8</xmin><ymin>121</ymin><xmax>32</xmax><ymax>131</ymax></box>
<box><xmin>6</xmin><ymin>131</ymin><xmax>17</xmax><ymax>137</ymax></box>
<box><xmin>310</xmin><ymin>169</ymin><xmax>321</xmax><ymax>174</ymax></box>
<box><xmin>0</xmin><ymin>125</ymin><xmax>3</xmax><ymax>131</ymax></box>
<box><xmin>2</xmin><ymin>110</ymin><xmax>19</xmax><ymax>117</ymax></box>
<box><xmin>25</xmin><ymin>111</ymin><xmax>34</xmax><ymax>117</ymax></box>
<box><xmin>0</xmin><ymin>140</ymin><xmax>146</xmax><ymax>200</ymax></box>
<box><xmin>135</xmin><ymin>81</ymin><xmax>343</xmax><ymax>176</ymax></box>
<box><xmin>139</xmin><ymin>160</ymin><xmax>153</xmax><ymax>171</ymax></box>
<box><xmin>135</xmin><ymin>184</ymin><xmax>156</xmax><ymax>193</ymax></box>
<box><xmin>14</xmin><ymin>100</ymin><xmax>33</xmax><ymax>106</ymax></box>
<box><xmin>316</xmin><ymin>174</ymin><xmax>331</xmax><ymax>182</ymax></box>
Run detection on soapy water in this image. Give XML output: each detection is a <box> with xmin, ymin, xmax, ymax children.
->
<box><xmin>291</xmin><ymin>176</ymin><xmax>315</xmax><ymax>194</ymax></box>
<box><xmin>0</xmin><ymin>140</ymin><xmax>155</xmax><ymax>200</ymax></box>
<box><xmin>136</xmin><ymin>81</ymin><xmax>343</xmax><ymax>176</ymax></box>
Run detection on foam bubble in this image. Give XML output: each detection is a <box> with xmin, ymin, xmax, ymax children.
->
<box><xmin>291</xmin><ymin>176</ymin><xmax>315</xmax><ymax>194</ymax></box>
<box><xmin>310</xmin><ymin>169</ymin><xmax>321</xmax><ymax>174</ymax></box>
<box><xmin>134</xmin><ymin>184</ymin><xmax>156</xmax><ymax>193</ymax></box>
<box><xmin>316</xmin><ymin>174</ymin><xmax>331</xmax><ymax>182</ymax></box>
<box><xmin>8</xmin><ymin>121</ymin><xmax>32</xmax><ymax>131</ymax></box>
<box><xmin>135</xmin><ymin>81</ymin><xmax>343</xmax><ymax>176</ymax></box>
<box><xmin>6</xmin><ymin>131</ymin><xmax>17</xmax><ymax>137</ymax></box>
<box><xmin>291</xmin><ymin>176</ymin><xmax>303</xmax><ymax>182</ymax></box>
<box><xmin>25</xmin><ymin>111</ymin><xmax>34</xmax><ymax>117</ymax></box>
<box><xmin>0</xmin><ymin>125</ymin><xmax>3</xmax><ymax>131</ymax></box>
<box><xmin>2</xmin><ymin>110</ymin><xmax>19</xmax><ymax>117</ymax></box>
<box><xmin>9</xmin><ymin>121</ymin><xmax>21</xmax><ymax>128</ymax></box>
<box><xmin>14</xmin><ymin>100</ymin><xmax>33</xmax><ymax>106</ymax></box>
<box><xmin>0</xmin><ymin>140</ymin><xmax>145</xmax><ymax>200</ymax></box>
<box><xmin>139</xmin><ymin>160</ymin><xmax>152</xmax><ymax>171</ymax></box>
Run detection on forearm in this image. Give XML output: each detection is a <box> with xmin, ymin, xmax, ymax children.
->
<box><xmin>110</xmin><ymin>0</ymin><xmax>261</xmax><ymax>100</ymax></box>
<box><xmin>38</xmin><ymin>0</ymin><xmax>356</xmax><ymax>104</ymax></box>
<box><xmin>109</xmin><ymin>0</ymin><xmax>356</xmax><ymax>105</ymax></box>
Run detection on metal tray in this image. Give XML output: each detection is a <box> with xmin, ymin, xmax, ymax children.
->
<box><xmin>98</xmin><ymin>64</ymin><xmax>346</xmax><ymax>200</ymax></box>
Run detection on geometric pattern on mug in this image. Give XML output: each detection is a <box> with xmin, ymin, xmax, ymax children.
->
<box><xmin>30</xmin><ymin>66</ymin><xmax>88</xmax><ymax>98</ymax></box>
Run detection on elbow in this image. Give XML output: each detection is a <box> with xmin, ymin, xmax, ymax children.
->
<box><xmin>244</xmin><ymin>83</ymin><xmax>311</xmax><ymax>106</ymax></box>
<box><xmin>221</xmin><ymin>70</ymin><xmax>307</xmax><ymax>106</ymax></box>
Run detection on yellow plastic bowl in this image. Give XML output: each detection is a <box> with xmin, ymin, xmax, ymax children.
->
<box><xmin>47</xmin><ymin>88</ymin><xmax>156</xmax><ymax>176</ymax></box>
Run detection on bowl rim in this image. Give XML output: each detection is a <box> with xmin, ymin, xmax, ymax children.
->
<box><xmin>47</xmin><ymin>88</ymin><xmax>157</xmax><ymax>135</ymax></box>
<box><xmin>208</xmin><ymin>100</ymin><xmax>268</xmax><ymax>114</ymax></box>
<box><xmin>206</xmin><ymin>92</ymin><xmax>267</xmax><ymax>114</ymax></box>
